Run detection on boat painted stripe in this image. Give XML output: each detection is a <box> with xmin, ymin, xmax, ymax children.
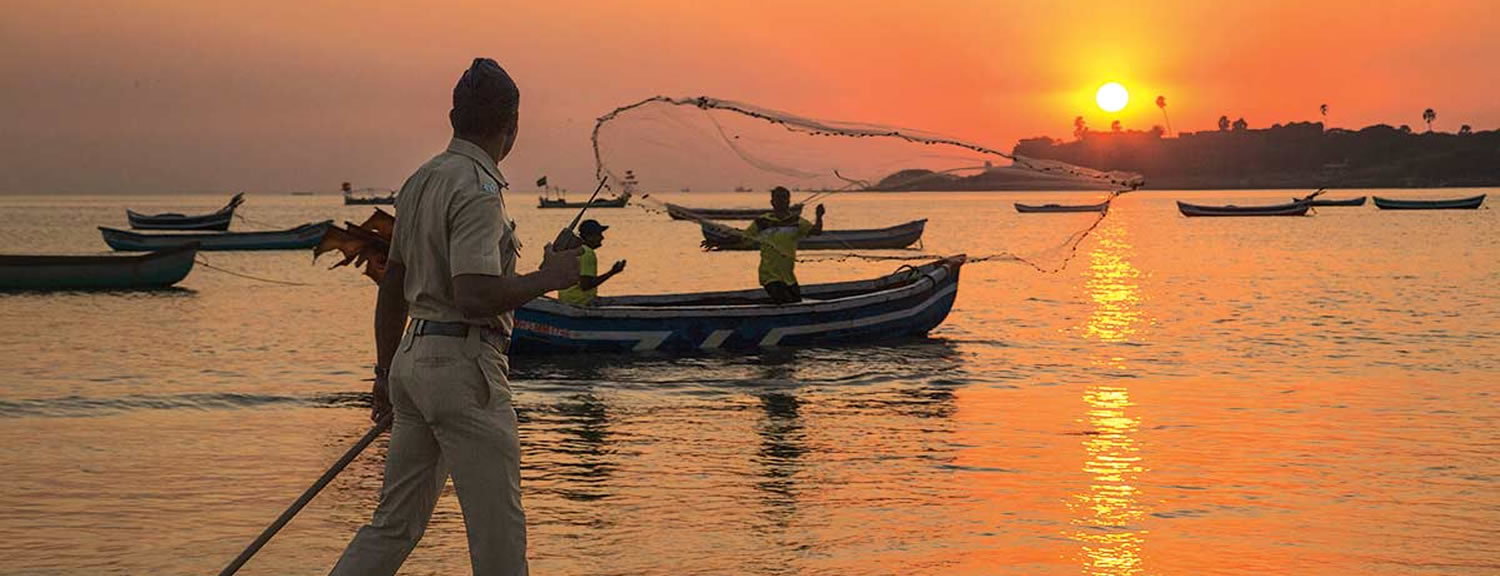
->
<box><xmin>759</xmin><ymin>283</ymin><xmax>958</xmax><ymax>346</ymax></box>
<box><xmin>699</xmin><ymin>329</ymin><xmax>734</xmax><ymax>350</ymax></box>
<box><xmin>558</xmin><ymin>329</ymin><xmax>674</xmax><ymax>351</ymax></box>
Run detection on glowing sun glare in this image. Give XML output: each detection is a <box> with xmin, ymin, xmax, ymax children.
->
<box><xmin>1097</xmin><ymin>82</ymin><xmax>1129</xmax><ymax>113</ymax></box>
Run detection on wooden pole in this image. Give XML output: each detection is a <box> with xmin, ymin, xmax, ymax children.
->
<box><xmin>217</xmin><ymin>413</ymin><xmax>393</xmax><ymax>576</ymax></box>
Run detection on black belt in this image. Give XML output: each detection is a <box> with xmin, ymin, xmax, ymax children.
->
<box><xmin>410</xmin><ymin>319</ymin><xmax>511</xmax><ymax>350</ymax></box>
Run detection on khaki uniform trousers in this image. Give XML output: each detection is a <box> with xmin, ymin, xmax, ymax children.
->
<box><xmin>331</xmin><ymin>326</ymin><xmax>526</xmax><ymax>576</ymax></box>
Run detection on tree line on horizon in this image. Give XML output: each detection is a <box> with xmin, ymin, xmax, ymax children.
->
<box><xmin>1018</xmin><ymin>114</ymin><xmax>1498</xmax><ymax>189</ymax></box>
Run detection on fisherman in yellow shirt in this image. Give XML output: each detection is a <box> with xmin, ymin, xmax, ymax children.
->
<box><xmin>558</xmin><ymin>219</ymin><xmax>627</xmax><ymax>306</ymax></box>
<box><xmin>743</xmin><ymin>186</ymin><xmax>824</xmax><ymax>303</ymax></box>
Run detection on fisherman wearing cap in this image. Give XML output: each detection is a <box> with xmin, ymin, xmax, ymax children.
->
<box><xmin>556</xmin><ymin>219</ymin><xmax>627</xmax><ymax>306</ymax></box>
<box><xmin>329</xmin><ymin>57</ymin><xmax>579</xmax><ymax>576</ymax></box>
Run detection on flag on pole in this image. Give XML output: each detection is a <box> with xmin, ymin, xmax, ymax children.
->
<box><xmin>536</xmin><ymin>176</ymin><xmax>548</xmax><ymax>187</ymax></box>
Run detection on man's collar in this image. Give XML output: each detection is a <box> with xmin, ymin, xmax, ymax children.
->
<box><xmin>447</xmin><ymin>138</ymin><xmax>508</xmax><ymax>189</ymax></box>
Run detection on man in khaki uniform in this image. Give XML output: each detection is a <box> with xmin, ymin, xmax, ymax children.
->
<box><xmin>330</xmin><ymin>58</ymin><xmax>580</xmax><ymax>576</ymax></box>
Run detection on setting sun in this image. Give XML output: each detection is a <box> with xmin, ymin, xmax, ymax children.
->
<box><xmin>1096</xmin><ymin>82</ymin><xmax>1129</xmax><ymax>113</ymax></box>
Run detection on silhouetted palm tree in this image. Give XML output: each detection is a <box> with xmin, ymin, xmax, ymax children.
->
<box><xmin>1232</xmin><ymin>117</ymin><xmax>1248</xmax><ymax>131</ymax></box>
<box><xmin>1073</xmin><ymin>116</ymin><xmax>1087</xmax><ymax>140</ymax></box>
<box><xmin>1320</xmin><ymin>103</ymin><xmax>1328</xmax><ymax>117</ymax></box>
<box><xmin>1422</xmin><ymin>108</ymin><xmax>1436</xmax><ymax>132</ymax></box>
<box><xmin>1156</xmin><ymin>95</ymin><xmax>1172</xmax><ymax>136</ymax></box>
<box><xmin>1218</xmin><ymin>116</ymin><xmax>1230</xmax><ymax>131</ymax></box>
<box><xmin>1460</xmin><ymin>124</ymin><xmax>1472</xmax><ymax>135</ymax></box>
<box><xmin>1110</xmin><ymin>120</ymin><xmax>1122</xmax><ymax>133</ymax></box>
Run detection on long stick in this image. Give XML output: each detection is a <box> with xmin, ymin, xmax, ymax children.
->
<box><xmin>217</xmin><ymin>413</ymin><xmax>393</xmax><ymax>576</ymax></box>
<box><xmin>566</xmin><ymin>177</ymin><xmax>611</xmax><ymax>231</ymax></box>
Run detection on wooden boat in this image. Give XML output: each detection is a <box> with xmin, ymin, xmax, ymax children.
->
<box><xmin>512</xmin><ymin>255</ymin><xmax>965</xmax><ymax>354</ymax></box>
<box><xmin>539</xmin><ymin>171</ymin><xmax>636</xmax><ymax>208</ymax></box>
<box><xmin>1292</xmin><ymin>196</ymin><xmax>1366</xmax><ymax>207</ymax></box>
<box><xmin>126</xmin><ymin>193</ymin><xmax>244</xmax><ymax>231</ymax></box>
<box><xmin>537</xmin><ymin>193</ymin><xmax>630</xmax><ymax>209</ymax></box>
<box><xmin>1177</xmin><ymin>200</ymin><xmax>1310</xmax><ymax>217</ymax></box>
<box><xmin>99</xmin><ymin>221</ymin><xmax>332</xmax><ymax>251</ymax></box>
<box><xmin>1372</xmin><ymin>194</ymin><xmax>1485</xmax><ymax>210</ymax></box>
<box><xmin>1014</xmin><ymin>201</ymin><xmax>1109</xmax><ymax>213</ymax></box>
<box><xmin>343</xmin><ymin>188</ymin><xmax>397</xmax><ymax>205</ymax></box>
<box><xmin>0</xmin><ymin>243</ymin><xmax>197</xmax><ymax>291</ymax></box>
<box><xmin>700</xmin><ymin>219</ymin><xmax>927</xmax><ymax>250</ymax></box>
<box><xmin>667</xmin><ymin>203</ymin><xmax>803</xmax><ymax>221</ymax></box>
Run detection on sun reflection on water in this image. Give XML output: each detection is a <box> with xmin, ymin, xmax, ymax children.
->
<box><xmin>1083</xmin><ymin>223</ymin><xmax>1144</xmax><ymax>345</ymax></box>
<box><xmin>1072</xmin><ymin>222</ymin><xmax>1149</xmax><ymax>575</ymax></box>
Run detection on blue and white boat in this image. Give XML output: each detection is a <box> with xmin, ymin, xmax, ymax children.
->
<box><xmin>512</xmin><ymin>255</ymin><xmax>965</xmax><ymax>354</ymax></box>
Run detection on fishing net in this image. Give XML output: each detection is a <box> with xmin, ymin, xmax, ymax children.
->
<box><xmin>591</xmin><ymin>96</ymin><xmax>1144</xmax><ymax>272</ymax></box>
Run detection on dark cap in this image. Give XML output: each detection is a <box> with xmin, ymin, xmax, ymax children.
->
<box><xmin>453</xmin><ymin>58</ymin><xmax>518</xmax><ymax>112</ymax></box>
<box><xmin>579</xmin><ymin>219</ymin><xmax>608</xmax><ymax>235</ymax></box>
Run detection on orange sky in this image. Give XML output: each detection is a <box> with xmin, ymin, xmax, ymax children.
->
<box><xmin>1</xmin><ymin>0</ymin><xmax>1496</xmax><ymax>194</ymax></box>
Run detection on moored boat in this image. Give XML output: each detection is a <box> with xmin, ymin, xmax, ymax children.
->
<box><xmin>1177</xmin><ymin>200</ymin><xmax>1310</xmax><ymax>217</ymax></box>
<box><xmin>342</xmin><ymin>182</ymin><xmax>397</xmax><ymax>205</ymax></box>
<box><xmin>1372</xmin><ymin>194</ymin><xmax>1485</xmax><ymax>210</ymax></box>
<box><xmin>667</xmin><ymin>203</ymin><xmax>803</xmax><ymax>221</ymax></box>
<box><xmin>99</xmin><ymin>221</ymin><xmax>332</xmax><ymax>251</ymax></box>
<box><xmin>1014</xmin><ymin>201</ymin><xmax>1109</xmax><ymax>213</ymax></box>
<box><xmin>0</xmin><ymin>243</ymin><xmax>198</xmax><ymax>291</ymax></box>
<box><xmin>538</xmin><ymin>193</ymin><xmax>630</xmax><ymax>209</ymax></box>
<box><xmin>126</xmin><ymin>193</ymin><xmax>244</xmax><ymax>231</ymax></box>
<box><xmin>1292</xmin><ymin>196</ymin><xmax>1366</xmax><ymax>207</ymax></box>
<box><xmin>512</xmin><ymin>255</ymin><xmax>965</xmax><ymax>354</ymax></box>
<box><xmin>700</xmin><ymin>219</ymin><xmax>927</xmax><ymax>250</ymax></box>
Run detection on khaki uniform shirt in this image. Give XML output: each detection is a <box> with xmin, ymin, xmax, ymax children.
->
<box><xmin>388</xmin><ymin>138</ymin><xmax>520</xmax><ymax>333</ymax></box>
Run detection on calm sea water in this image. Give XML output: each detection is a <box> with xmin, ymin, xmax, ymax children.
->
<box><xmin>0</xmin><ymin>189</ymin><xmax>1496</xmax><ymax>575</ymax></box>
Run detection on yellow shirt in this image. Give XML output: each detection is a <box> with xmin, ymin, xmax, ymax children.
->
<box><xmin>745</xmin><ymin>214</ymin><xmax>814</xmax><ymax>286</ymax></box>
<box><xmin>557</xmin><ymin>245</ymin><xmax>599</xmax><ymax>306</ymax></box>
<box><xmin>387</xmin><ymin>138</ymin><xmax>518</xmax><ymax>332</ymax></box>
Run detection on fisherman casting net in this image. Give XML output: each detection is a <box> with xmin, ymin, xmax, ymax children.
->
<box><xmin>591</xmin><ymin>96</ymin><xmax>1144</xmax><ymax>272</ymax></box>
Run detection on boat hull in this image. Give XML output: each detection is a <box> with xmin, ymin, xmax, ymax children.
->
<box><xmin>538</xmin><ymin>196</ymin><xmax>630</xmax><ymax>209</ymax></box>
<box><xmin>511</xmin><ymin>256</ymin><xmax>964</xmax><ymax>355</ymax></box>
<box><xmin>99</xmin><ymin>221</ymin><xmax>332</xmax><ymax>251</ymax></box>
<box><xmin>127</xmin><ymin>209</ymin><xmax>235</xmax><ymax>230</ymax></box>
<box><xmin>1372</xmin><ymin>194</ymin><xmax>1485</xmax><ymax>210</ymax></box>
<box><xmin>1177</xmin><ymin>201</ymin><xmax>1310</xmax><ymax>217</ymax></box>
<box><xmin>700</xmin><ymin>219</ymin><xmax>926</xmax><ymax>250</ymax></box>
<box><xmin>1014</xmin><ymin>201</ymin><xmax>1109</xmax><ymax>213</ymax></box>
<box><xmin>667</xmin><ymin>203</ymin><xmax>803</xmax><ymax>221</ymax></box>
<box><xmin>0</xmin><ymin>244</ymin><xmax>197</xmax><ymax>291</ymax></box>
<box><xmin>126</xmin><ymin>193</ymin><xmax>243</xmax><ymax>230</ymax></box>
<box><xmin>1295</xmin><ymin>196</ymin><xmax>1367</xmax><ymax>207</ymax></box>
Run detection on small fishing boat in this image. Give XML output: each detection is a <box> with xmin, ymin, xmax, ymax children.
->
<box><xmin>99</xmin><ymin>221</ymin><xmax>332</xmax><ymax>251</ymax></box>
<box><xmin>1292</xmin><ymin>196</ymin><xmax>1366</xmax><ymax>207</ymax></box>
<box><xmin>126</xmin><ymin>193</ymin><xmax>244</xmax><ymax>231</ymax></box>
<box><xmin>700</xmin><ymin>219</ymin><xmax>927</xmax><ymax>250</ymax></box>
<box><xmin>512</xmin><ymin>255</ymin><xmax>965</xmax><ymax>354</ymax></box>
<box><xmin>538</xmin><ymin>192</ymin><xmax>630</xmax><ymax>209</ymax></box>
<box><xmin>1177</xmin><ymin>200</ymin><xmax>1310</xmax><ymax>217</ymax></box>
<box><xmin>1014</xmin><ymin>201</ymin><xmax>1109</xmax><ymax>213</ymax></box>
<box><xmin>344</xmin><ymin>191</ymin><xmax>396</xmax><ymax>205</ymax></box>
<box><xmin>1372</xmin><ymin>194</ymin><xmax>1485</xmax><ymax>210</ymax></box>
<box><xmin>0</xmin><ymin>243</ymin><xmax>197</xmax><ymax>291</ymax></box>
<box><xmin>342</xmin><ymin>182</ymin><xmax>397</xmax><ymax>206</ymax></box>
<box><xmin>667</xmin><ymin>203</ymin><xmax>803</xmax><ymax>221</ymax></box>
<box><xmin>539</xmin><ymin>170</ymin><xmax>636</xmax><ymax>208</ymax></box>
